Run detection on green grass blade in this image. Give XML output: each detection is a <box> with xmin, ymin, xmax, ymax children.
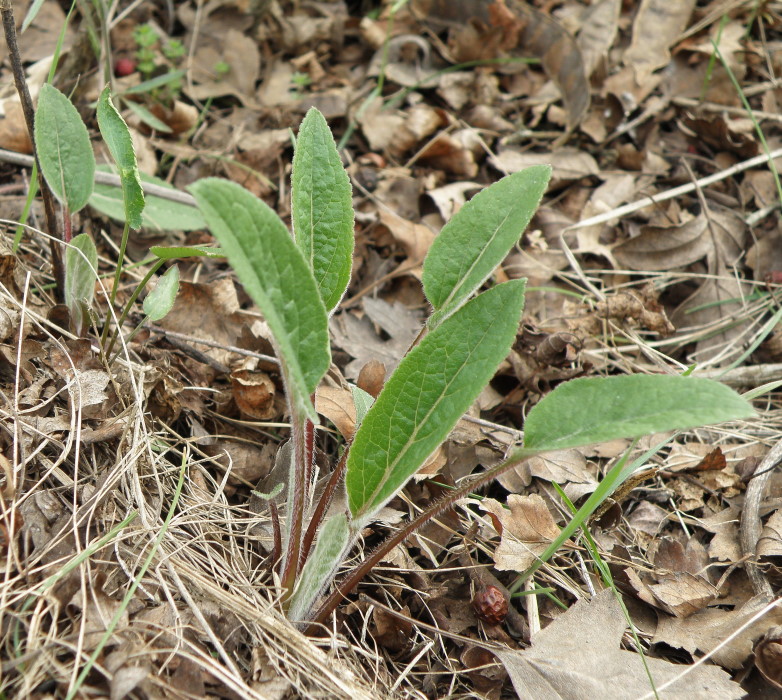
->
<box><xmin>188</xmin><ymin>178</ymin><xmax>330</xmax><ymax>420</ymax></box>
<box><xmin>291</xmin><ymin>108</ymin><xmax>354</xmax><ymax>312</ymax></box>
<box><xmin>423</xmin><ymin>165</ymin><xmax>550</xmax><ymax>328</ymax></box>
<box><xmin>346</xmin><ymin>280</ymin><xmax>526</xmax><ymax>521</ymax></box>
<box><xmin>34</xmin><ymin>84</ymin><xmax>95</xmax><ymax>212</ymax></box>
<box><xmin>96</xmin><ymin>86</ymin><xmax>144</xmax><ymax>229</ymax></box>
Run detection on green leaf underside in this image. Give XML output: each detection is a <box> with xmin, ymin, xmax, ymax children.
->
<box><xmin>143</xmin><ymin>265</ymin><xmax>180</xmax><ymax>321</ymax></box>
<box><xmin>287</xmin><ymin>513</ymin><xmax>349</xmax><ymax>621</ymax></box>
<box><xmin>422</xmin><ymin>165</ymin><xmax>550</xmax><ymax>325</ymax></box>
<box><xmin>150</xmin><ymin>245</ymin><xmax>223</xmax><ymax>259</ymax></box>
<box><xmin>346</xmin><ymin>280</ymin><xmax>526</xmax><ymax>519</ymax></box>
<box><xmin>34</xmin><ymin>84</ymin><xmax>95</xmax><ymax>212</ymax></box>
<box><xmin>90</xmin><ymin>165</ymin><xmax>205</xmax><ymax>231</ymax></box>
<box><xmin>291</xmin><ymin>108</ymin><xmax>354</xmax><ymax>312</ymax></box>
<box><xmin>188</xmin><ymin>178</ymin><xmax>330</xmax><ymax>419</ymax></box>
<box><xmin>523</xmin><ymin>374</ymin><xmax>756</xmax><ymax>452</ymax></box>
<box><xmin>65</xmin><ymin>233</ymin><xmax>98</xmax><ymax>332</ymax></box>
<box><xmin>96</xmin><ymin>87</ymin><xmax>144</xmax><ymax>229</ymax></box>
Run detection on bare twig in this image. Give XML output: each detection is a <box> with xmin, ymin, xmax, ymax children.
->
<box><xmin>0</xmin><ymin>3</ymin><xmax>63</xmax><ymax>298</ymax></box>
<box><xmin>739</xmin><ymin>437</ymin><xmax>782</xmax><ymax>599</ymax></box>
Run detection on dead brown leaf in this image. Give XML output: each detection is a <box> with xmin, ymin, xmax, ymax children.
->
<box><xmin>496</xmin><ymin>590</ymin><xmax>742</xmax><ymax>699</ymax></box>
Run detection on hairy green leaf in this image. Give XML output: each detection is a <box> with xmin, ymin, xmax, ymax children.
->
<box><xmin>287</xmin><ymin>513</ymin><xmax>350</xmax><ymax>621</ymax></box>
<box><xmin>143</xmin><ymin>265</ymin><xmax>179</xmax><ymax>321</ymax></box>
<box><xmin>150</xmin><ymin>245</ymin><xmax>223</xmax><ymax>259</ymax></box>
<box><xmin>423</xmin><ymin>165</ymin><xmax>550</xmax><ymax>327</ymax></box>
<box><xmin>291</xmin><ymin>108</ymin><xmax>354</xmax><ymax>312</ymax></box>
<box><xmin>34</xmin><ymin>84</ymin><xmax>95</xmax><ymax>213</ymax></box>
<box><xmin>96</xmin><ymin>86</ymin><xmax>144</xmax><ymax>229</ymax></box>
<box><xmin>188</xmin><ymin>178</ymin><xmax>330</xmax><ymax>420</ymax></box>
<box><xmin>523</xmin><ymin>375</ymin><xmax>756</xmax><ymax>452</ymax></box>
<box><xmin>89</xmin><ymin>166</ymin><xmax>205</xmax><ymax>231</ymax></box>
<box><xmin>346</xmin><ymin>280</ymin><xmax>526</xmax><ymax>521</ymax></box>
<box><xmin>64</xmin><ymin>233</ymin><xmax>98</xmax><ymax>335</ymax></box>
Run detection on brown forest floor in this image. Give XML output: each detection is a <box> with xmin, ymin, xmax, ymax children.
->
<box><xmin>3</xmin><ymin>0</ymin><xmax>782</xmax><ymax>698</ymax></box>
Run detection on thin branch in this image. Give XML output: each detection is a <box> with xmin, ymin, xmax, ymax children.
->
<box><xmin>0</xmin><ymin>3</ymin><xmax>63</xmax><ymax>298</ymax></box>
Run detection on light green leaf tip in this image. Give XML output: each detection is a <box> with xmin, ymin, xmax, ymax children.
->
<box><xmin>423</xmin><ymin>165</ymin><xmax>550</xmax><ymax>327</ymax></box>
<box><xmin>523</xmin><ymin>374</ymin><xmax>756</xmax><ymax>452</ymax></box>
<box><xmin>34</xmin><ymin>83</ymin><xmax>95</xmax><ymax>213</ymax></box>
<box><xmin>96</xmin><ymin>86</ymin><xmax>145</xmax><ymax>229</ymax></box>
<box><xmin>346</xmin><ymin>279</ymin><xmax>526</xmax><ymax>520</ymax></box>
<box><xmin>143</xmin><ymin>265</ymin><xmax>180</xmax><ymax>322</ymax></box>
<box><xmin>188</xmin><ymin>177</ymin><xmax>330</xmax><ymax>420</ymax></box>
<box><xmin>291</xmin><ymin>107</ymin><xmax>354</xmax><ymax>313</ymax></box>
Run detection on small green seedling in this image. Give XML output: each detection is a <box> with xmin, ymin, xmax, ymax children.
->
<box><xmin>188</xmin><ymin>107</ymin><xmax>755</xmax><ymax>623</ymax></box>
<box><xmin>33</xmin><ymin>85</ymin><xmax>197</xmax><ymax>343</ymax></box>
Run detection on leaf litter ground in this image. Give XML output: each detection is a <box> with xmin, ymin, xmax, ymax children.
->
<box><xmin>2</xmin><ymin>0</ymin><xmax>782</xmax><ymax>697</ymax></box>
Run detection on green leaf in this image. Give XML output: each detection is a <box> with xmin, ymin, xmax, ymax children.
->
<box><xmin>188</xmin><ymin>178</ymin><xmax>330</xmax><ymax>420</ymax></box>
<box><xmin>122</xmin><ymin>100</ymin><xmax>173</xmax><ymax>133</ymax></box>
<box><xmin>34</xmin><ymin>84</ymin><xmax>95</xmax><ymax>213</ymax></box>
<box><xmin>143</xmin><ymin>265</ymin><xmax>179</xmax><ymax>321</ymax></box>
<box><xmin>351</xmin><ymin>385</ymin><xmax>374</xmax><ymax>428</ymax></box>
<box><xmin>120</xmin><ymin>69</ymin><xmax>187</xmax><ymax>96</ymax></box>
<box><xmin>287</xmin><ymin>513</ymin><xmax>350</xmax><ymax>621</ymax></box>
<box><xmin>89</xmin><ymin>165</ymin><xmax>205</xmax><ymax>231</ymax></box>
<box><xmin>291</xmin><ymin>108</ymin><xmax>354</xmax><ymax>312</ymax></box>
<box><xmin>96</xmin><ymin>86</ymin><xmax>144</xmax><ymax>229</ymax></box>
<box><xmin>346</xmin><ymin>279</ymin><xmax>526</xmax><ymax>521</ymax></box>
<box><xmin>64</xmin><ymin>233</ymin><xmax>98</xmax><ymax>335</ymax></box>
<box><xmin>150</xmin><ymin>245</ymin><xmax>223</xmax><ymax>259</ymax></box>
<box><xmin>523</xmin><ymin>375</ymin><xmax>756</xmax><ymax>452</ymax></box>
<box><xmin>422</xmin><ymin>165</ymin><xmax>550</xmax><ymax>327</ymax></box>
<box><xmin>21</xmin><ymin>0</ymin><xmax>46</xmax><ymax>32</ymax></box>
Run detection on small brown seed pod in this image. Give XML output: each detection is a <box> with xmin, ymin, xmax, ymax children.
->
<box><xmin>472</xmin><ymin>584</ymin><xmax>509</xmax><ymax>625</ymax></box>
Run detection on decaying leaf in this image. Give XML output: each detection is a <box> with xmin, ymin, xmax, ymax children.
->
<box><xmin>496</xmin><ymin>590</ymin><xmax>743</xmax><ymax>699</ymax></box>
<box><xmin>482</xmin><ymin>494</ymin><xmax>560</xmax><ymax>573</ymax></box>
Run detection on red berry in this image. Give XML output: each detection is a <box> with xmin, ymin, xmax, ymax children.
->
<box><xmin>472</xmin><ymin>585</ymin><xmax>509</xmax><ymax>625</ymax></box>
<box><xmin>114</xmin><ymin>58</ymin><xmax>137</xmax><ymax>77</ymax></box>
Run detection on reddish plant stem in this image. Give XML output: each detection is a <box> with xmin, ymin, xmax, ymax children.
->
<box><xmin>306</xmin><ymin>449</ymin><xmax>532</xmax><ymax>630</ymax></box>
<box><xmin>1</xmin><ymin>1</ymin><xmax>63</xmax><ymax>299</ymax></box>
<box><xmin>280</xmin><ymin>405</ymin><xmax>308</xmax><ymax>596</ymax></box>
<box><xmin>300</xmin><ymin>441</ymin><xmax>351</xmax><ymax>564</ymax></box>
<box><xmin>270</xmin><ymin>501</ymin><xmax>282</xmax><ymax>572</ymax></box>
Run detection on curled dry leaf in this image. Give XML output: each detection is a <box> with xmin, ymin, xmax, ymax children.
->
<box><xmin>482</xmin><ymin>494</ymin><xmax>560</xmax><ymax>573</ymax></box>
<box><xmin>315</xmin><ymin>384</ymin><xmax>357</xmax><ymax>440</ymax></box>
<box><xmin>230</xmin><ymin>369</ymin><xmax>276</xmax><ymax>420</ymax></box>
<box><xmin>755</xmin><ymin>625</ymin><xmax>782</xmax><ymax>690</ymax></box>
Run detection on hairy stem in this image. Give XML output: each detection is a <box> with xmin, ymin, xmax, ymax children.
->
<box><xmin>306</xmin><ymin>448</ymin><xmax>533</xmax><ymax>629</ymax></box>
<box><xmin>280</xmin><ymin>406</ymin><xmax>308</xmax><ymax>597</ymax></box>
<box><xmin>301</xmin><ymin>442</ymin><xmax>351</xmax><ymax>564</ymax></box>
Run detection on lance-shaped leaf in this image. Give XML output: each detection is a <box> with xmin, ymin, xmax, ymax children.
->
<box><xmin>143</xmin><ymin>265</ymin><xmax>180</xmax><ymax>322</ymax></box>
<box><xmin>65</xmin><ymin>233</ymin><xmax>98</xmax><ymax>335</ymax></box>
<box><xmin>188</xmin><ymin>178</ymin><xmax>330</xmax><ymax>420</ymax></box>
<box><xmin>422</xmin><ymin>165</ymin><xmax>550</xmax><ymax>328</ymax></box>
<box><xmin>90</xmin><ymin>165</ymin><xmax>205</xmax><ymax>231</ymax></box>
<box><xmin>346</xmin><ymin>280</ymin><xmax>526</xmax><ymax>521</ymax></box>
<box><xmin>96</xmin><ymin>86</ymin><xmax>144</xmax><ymax>229</ymax></box>
<box><xmin>34</xmin><ymin>84</ymin><xmax>95</xmax><ymax>213</ymax></box>
<box><xmin>287</xmin><ymin>513</ymin><xmax>350</xmax><ymax>621</ymax></box>
<box><xmin>523</xmin><ymin>374</ymin><xmax>756</xmax><ymax>452</ymax></box>
<box><xmin>291</xmin><ymin>108</ymin><xmax>354</xmax><ymax>312</ymax></box>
